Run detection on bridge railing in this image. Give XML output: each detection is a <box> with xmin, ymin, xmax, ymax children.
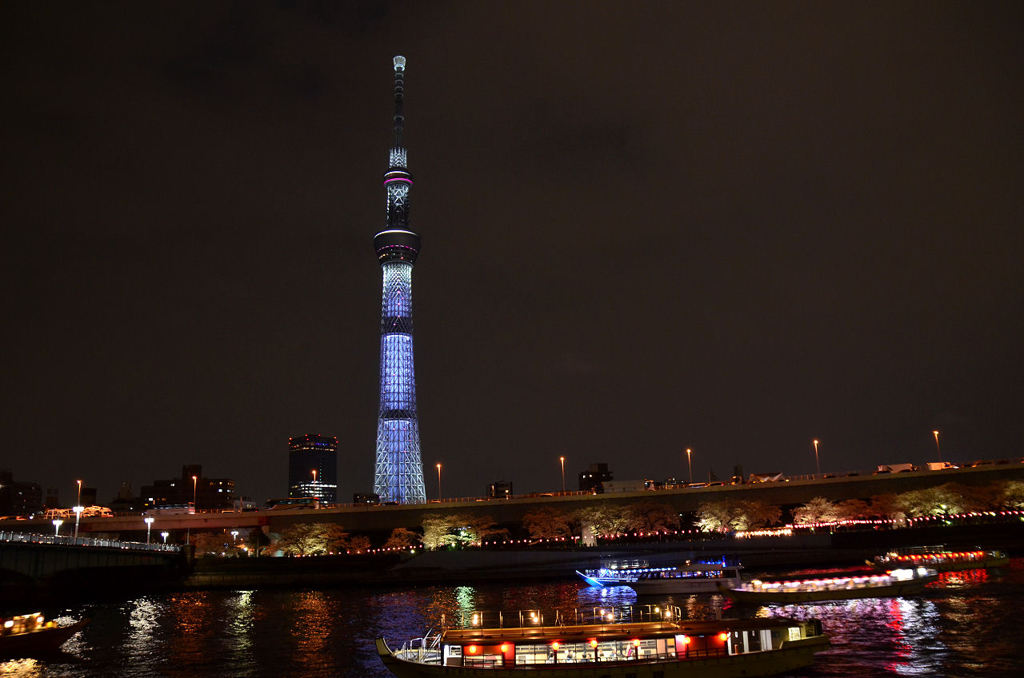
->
<box><xmin>0</xmin><ymin>530</ymin><xmax>181</xmax><ymax>553</ymax></box>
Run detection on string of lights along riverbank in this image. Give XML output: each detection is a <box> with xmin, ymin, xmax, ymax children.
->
<box><xmin>372</xmin><ymin>56</ymin><xmax>426</xmax><ymax>504</ymax></box>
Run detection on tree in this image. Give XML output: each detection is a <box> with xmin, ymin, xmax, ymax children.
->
<box><xmin>421</xmin><ymin>513</ymin><xmax>507</xmax><ymax>549</ymax></box>
<box><xmin>792</xmin><ymin>497</ymin><xmax>841</xmax><ymax>525</ymax></box>
<box><xmin>346</xmin><ymin>535</ymin><xmax>372</xmax><ymax>553</ymax></box>
<box><xmin>835</xmin><ymin>499</ymin><xmax>872</xmax><ymax>520</ymax></box>
<box><xmin>193</xmin><ymin>531</ymin><xmax>234</xmax><ymax>556</ymax></box>
<box><xmin>696</xmin><ymin>502</ymin><xmax>734</xmax><ymax>532</ymax></box>
<box><xmin>384</xmin><ymin>527</ymin><xmax>420</xmax><ymax>549</ymax></box>
<box><xmin>1000</xmin><ymin>481</ymin><xmax>1024</xmax><ymax>510</ymax></box>
<box><xmin>737</xmin><ymin>500</ymin><xmax>782</xmax><ymax>529</ymax></box>
<box><xmin>575</xmin><ymin>503</ymin><xmax>634</xmax><ymax>537</ymax></box>
<box><xmin>868</xmin><ymin>494</ymin><xmax>906</xmax><ymax>522</ymax></box>
<box><xmin>896</xmin><ymin>485</ymin><xmax>965</xmax><ymax>517</ymax></box>
<box><xmin>421</xmin><ymin>514</ymin><xmax>461</xmax><ymax>550</ymax></box>
<box><xmin>624</xmin><ymin>501</ymin><xmax>680</xmax><ymax>533</ymax></box>
<box><xmin>696</xmin><ymin>500</ymin><xmax>780</xmax><ymax>532</ymax></box>
<box><xmin>461</xmin><ymin>514</ymin><xmax>508</xmax><ymax>545</ymax></box>
<box><xmin>273</xmin><ymin>522</ymin><xmax>349</xmax><ymax>556</ymax></box>
<box><xmin>523</xmin><ymin>507</ymin><xmax>574</xmax><ymax>540</ymax></box>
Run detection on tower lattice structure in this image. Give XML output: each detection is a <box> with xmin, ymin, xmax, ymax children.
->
<box><xmin>373</xmin><ymin>56</ymin><xmax>426</xmax><ymax>504</ymax></box>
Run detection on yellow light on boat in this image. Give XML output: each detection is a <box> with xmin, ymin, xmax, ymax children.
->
<box><xmin>664</xmin><ymin>610</ymin><xmax>672</xmax><ymax>619</ymax></box>
<box><xmin>681</xmin><ymin>635</ymin><xmax>691</xmax><ymax>645</ymax></box>
<box><xmin>632</xmin><ymin>639</ymin><xmax>641</xmax><ymax>647</ymax></box>
<box><xmin>589</xmin><ymin>638</ymin><xmax>598</xmax><ymax>648</ymax></box>
<box><xmin>466</xmin><ymin>645</ymin><xmax>478</xmax><ymax>654</ymax></box>
<box><xmin>718</xmin><ymin>632</ymin><xmax>729</xmax><ymax>642</ymax></box>
<box><xmin>552</xmin><ymin>641</ymin><xmax>560</xmax><ymax>650</ymax></box>
<box><xmin>500</xmin><ymin>644</ymin><xmax>509</xmax><ymax>653</ymax></box>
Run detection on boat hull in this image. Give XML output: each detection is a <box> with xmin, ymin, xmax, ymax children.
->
<box><xmin>377</xmin><ymin>636</ymin><xmax>829</xmax><ymax>678</ymax></box>
<box><xmin>723</xmin><ymin>578</ymin><xmax>931</xmax><ymax>605</ymax></box>
<box><xmin>632</xmin><ymin>577</ymin><xmax>741</xmax><ymax>595</ymax></box>
<box><xmin>0</xmin><ymin>620</ymin><xmax>87</xmax><ymax>658</ymax></box>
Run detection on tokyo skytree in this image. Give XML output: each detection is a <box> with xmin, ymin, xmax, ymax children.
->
<box><xmin>372</xmin><ymin>56</ymin><xmax>426</xmax><ymax>504</ymax></box>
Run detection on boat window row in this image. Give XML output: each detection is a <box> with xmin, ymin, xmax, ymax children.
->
<box><xmin>440</xmin><ymin>628</ymin><xmax>807</xmax><ymax>667</ymax></box>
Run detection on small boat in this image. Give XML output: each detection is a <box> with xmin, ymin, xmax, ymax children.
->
<box><xmin>377</xmin><ymin>614</ymin><xmax>829</xmax><ymax>677</ymax></box>
<box><xmin>578</xmin><ymin>561</ymin><xmax>742</xmax><ymax>594</ymax></box>
<box><xmin>721</xmin><ymin>567</ymin><xmax>938</xmax><ymax>604</ymax></box>
<box><xmin>630</xmin><ymin>564</ymin><xmax>744</xmax><ymax>595</ymax></box>
<box><xmin>871</xmin><ymin>547</ymin><xmax>1009</xmax><ymax>572</ymax></box>
<box><xmin>0</xmin><ymin>612</ymin><xmax>87</xmax><ymax>658</ymax></box>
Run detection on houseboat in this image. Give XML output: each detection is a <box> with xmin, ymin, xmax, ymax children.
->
<box><xmin>722</xmin><ymin>567</ymin><xmax>938</xmax><ymax>604</ymax></box>
<box><xmin>0</xmin><ymin>613</ymin><xmax>87</xmax><ymax>658</ymax></box>
<box><xmin>871</xmin><ymin>547</ymin><xmax>1009</xmax><ymax>572</ymax></box>
<box><xmin>377</xmin><ymin>614</ymin><xmax>828</xmax><ymax>677</ymax></box>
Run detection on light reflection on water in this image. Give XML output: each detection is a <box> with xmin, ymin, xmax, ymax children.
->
<box><xmin>0</xmin><ymin>560</ymin><xmax>1020</xmax><ymax>677</ymax></box>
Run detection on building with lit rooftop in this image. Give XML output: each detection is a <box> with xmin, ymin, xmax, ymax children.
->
<box><xmin>288</xmin><ymin>434</ymin><xmax>338</xmax><ymax>504</ymax></box>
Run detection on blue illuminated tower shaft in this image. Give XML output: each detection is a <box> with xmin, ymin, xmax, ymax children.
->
<box><xmin>373</xmin><ymin>56</ymin><xmax>426</xmax><ymax>504</ymax></box>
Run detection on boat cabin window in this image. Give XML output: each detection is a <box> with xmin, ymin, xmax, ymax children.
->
<box><xmin>729</xmin><ymin>630</ymin><xmax>763</xmax><ymax>653</ymax></box>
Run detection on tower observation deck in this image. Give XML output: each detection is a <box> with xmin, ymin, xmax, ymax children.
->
<box><xmin>373</xmin><ymin>56</ymin><xmax>426</xmax><ymax>504</ymax></box>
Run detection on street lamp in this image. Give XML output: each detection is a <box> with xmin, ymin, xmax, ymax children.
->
<box><xmin>76</xmin><ymin>479</ymin><xmax>82</xmax><ymax>506</ymax></box>
<box><xmin>231</xmin><ymin>530</ymin><xmax>239</xmax><ymax>543</ymax></box>
<box><xmin>72</xmin><ymin>505</ymin><xmax>84</xmax><ymax>540</ymax></box>
<box><xmin>191</xmin><ymin>474</ymin><xmax>198</xmax><ymax>512</ymax></box>
<box><xmin>436</xmin><ymin>463</ymin><xmax>442</xmax><ymax>501</ymax></box>
<box><xmin>160</xmin><ymin>531</ymin><xmax>169</xmax><ymax>544</ymax></box>
<box><xmin>685</xmin><ymin>448</ymin><xmax>693</xmax><ymax>484</ymax></box>
<box><xmin>932</xmin><ymin>429</ymin><xmax>941</xmax><ymax>462</ymax></box>
<box><xmin>812</xmin><ymin>439</ymin><xmax>821</xmax><ymax>476</ymax></box>
<box><xmin>52</xmin><ymin>519</ymin><xmax>63</xmax><ymax>537</ymax></box>
<box><xmin>144</xmin><ymin>516</ymin><xmax>155</xmax><ymax>544</ymax></box>
<box><xmin>559</xmin><ymin>456</ymin><xmax>566</xmax><ymax>492</ymax></box>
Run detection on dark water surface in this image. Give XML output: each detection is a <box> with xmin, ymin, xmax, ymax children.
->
<box><xmin>2</xmin><ymin>559</ymin><xmax>1022</xmax><ymax>677</ymax></box>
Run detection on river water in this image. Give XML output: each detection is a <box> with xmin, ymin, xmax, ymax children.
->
<box><xmin>2</xmin><ymin>559</ymin><xmax>1021</xmax><ymax>677</ymax></box>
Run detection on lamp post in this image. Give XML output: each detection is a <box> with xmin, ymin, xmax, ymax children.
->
<box><xmin>559</xmin><ymin>456</ymin><xmax>566</xmax><ymax>492</ymax></box>
<box><xmin>932</xmin><ymin>430</ymin><xmax>942</xmax><ymax>462</ymax></box>
<box><xmin>144</xmin><ymin>516</ymin><xmax>155</xmax><ymax>544</ymax></box>
<box><xmin>72</xmin><ymin>505</ymin><xmax>84</xmax><ymax>540</ymax></box>
<box><xmin>191</xmin><ymin>474</ymin><xmax>198</xmax><ymax>511</ymax></box>
<box><xmin>436</xmin><ymin>463</ymin><xmax>442</xmax><ymax>501</ymax></box>
<box><xmin>76</xmin><ymin>479</ymin><xmax>82</xmax><ymax>506</ymax></box>
<box><xmin>231</xmin><ymin>530</ymin><xmax>238</xmax><ymax>544</ymax></box>
<box><xmin>812</xmin><ymin>439</ymin><xmax>821</xmax><ymax>476</ymax></box>
<box><xmin>160</xmin><ymin>531</ymin><xmax>169</xmax><ymax>545</ymax></box>
<box><xmin>52</xmin><ymin>519</ymin><xmax>63</xmax><ymax>537</ymax></box>
<box><xmin>685</xmin><ymin>448</ymin><xmax>693</xmax><ymax>484</ymax></box>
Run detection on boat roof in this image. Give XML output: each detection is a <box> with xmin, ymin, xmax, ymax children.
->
<box><xmin>442</xmin><ymin>618</ymin><xmax>801</xmax><ymax>645</ymax></box>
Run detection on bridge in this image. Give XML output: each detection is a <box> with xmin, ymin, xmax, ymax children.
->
<box><xmin>2</xmin><ymin>463</ymin><xmax>1022</xmax><ymax>543</ymax></box>
<box><xmin>0</xmin><ymin>531</ymin><xmax>188</xmax><ymax>598</ymax></box>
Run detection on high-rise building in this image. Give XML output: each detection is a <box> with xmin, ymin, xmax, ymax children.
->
<box><xmin>373</xmin><ymin>56</ymin><xmax>426</xmax><ymax>504</ymax></box>
<box><xmin>288</xmin><ymin>434</ymin><xmax>338</xmax><ymax>504</ymax></box>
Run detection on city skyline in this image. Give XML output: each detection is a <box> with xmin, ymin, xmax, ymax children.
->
<box><xmin>2</xmin><ymin>3</ymin><xmax>1022</xmax><ymax>505</ymax></box>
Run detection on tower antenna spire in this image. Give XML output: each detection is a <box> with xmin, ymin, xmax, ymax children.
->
<box><xmin>392</xmin><ymin>55</ymin><xmax>406</xmax><ymax>147</ymax></box>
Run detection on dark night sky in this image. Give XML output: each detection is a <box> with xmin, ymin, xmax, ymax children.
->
<box><xmin>2</xmin><ymin>2</ymin><xmax>1022</xmax><ymax>506</ymax></box>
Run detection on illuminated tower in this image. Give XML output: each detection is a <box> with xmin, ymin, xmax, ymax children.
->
<box><xmin>373</xmin><ymin>56</ymin><xmax>426</xmax><ymax>504</ymax></box>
